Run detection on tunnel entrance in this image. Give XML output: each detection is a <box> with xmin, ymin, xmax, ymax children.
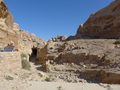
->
<box><xmin>32</xmin><ymin>48</ymin><xmax>37</xmax><ymax>56</ymax></box>
<box><xmin>29</xmin><ymin>47</ymin><xmax>37</xmax><ymax>62</ymax></box>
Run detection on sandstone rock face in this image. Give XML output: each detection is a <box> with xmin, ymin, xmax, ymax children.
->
<box><xmin>37</xmin><ymin>39</ymin><xmax>120</xmax><ymax>84</ymax></box>
<box><xmin>0</xmin><ymin>0</ymin><xmax>17</xmax><ymax>49</ymax></box>
<box><xmin>37</xmin><ymin>39</ymin><xmax>118</xmax><ymax>67</ymax></box>
<box><xmin>76</xmin><ymin>0</ymin><xmax>120</xmax><ymax>39</ymax></box>
<box><xmin>48</xmin><ymin>35</ymin><xmax>67</xmax><ymax>42</ymax></box>
<box><xmin>0</xmin><ymin>0</ymin><xmax>45</xmax><ymax>54</ymax></box>
<box><xmin>79</xmin><ymin>69</ymin><xmax>120</xmax><ymax>84</ymax></box>
<box><xmin>19</xmin><ymin>30</ymin><xmax>45</xmax><ymax>54</ymax></box>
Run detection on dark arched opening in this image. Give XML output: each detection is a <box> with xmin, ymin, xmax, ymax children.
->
<box><xmin>32</xmin><ymin>48</ymin><xmax>37</xmax><ymax>56</ymax></box>
<box><xmin>29</xmin><ymin>47</ymin><xmax>37</xmax><ymax>62</ymax></box>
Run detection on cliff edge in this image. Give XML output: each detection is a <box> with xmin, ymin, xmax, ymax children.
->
<box><xmin>76</xmin><ymin>0</ymin><xmax>120</xmax><ymax>39</ymax></box>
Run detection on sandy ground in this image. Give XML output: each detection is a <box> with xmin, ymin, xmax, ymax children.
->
<box><xmin>0</xmin><ymin>81</ymin><xmax>119</xmax><ymax>90</ymax></box>
<box><xmin>28</xmin><ymin>82</ymin><xmax>120</xmax><ymax>90</ymax></box>
<box><xmin>0</xmin><ymin>62</ymin><xmax>120</xmax><ymax>90</ymax></box>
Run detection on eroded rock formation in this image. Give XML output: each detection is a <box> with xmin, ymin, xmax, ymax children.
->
<box><xmin>19</xmin><ymin>30</ymin><xmax>45</xmax><ymax>54</ymax></box>
<box><xmin>0</xmin><ymin>0</ymin><xmax>17</xmax><ymax>48</ymax></box>
<box><xmin>0</xmin><ymin>0</ymin><xmax>45</xmax><ymax>54</ymax></box>
<box><xmin>76</xmin><ymin>0</ymin><xmax>120</xmax><ymax>39</ymax></box>
<box><xmin>37</xmin><ymin>39</ymin><xmax>120</xmax><ymax>84</ymax></box>
<box><xmin>48</xmin><ymin>35</ymin><xmax>67</xmax><ymax>42</ymax></box>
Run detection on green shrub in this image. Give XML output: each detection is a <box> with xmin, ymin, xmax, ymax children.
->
<box><xmin>22</xmin><ymin>59</ymin><xmax>31</xmax><ymax>70</ymax></box>
<box><xmin>21</xmin><ymin>53</ymin><xmax>27</xmax><ymax>59</ymax></box>
<box><xmin>38</xmin><ymin>73</ymin><xmax>43</xmax><ymax>77</ymax></box>
<box><xmin>114</xmin><ymin>39</ymin><xmax>120</xmax><ymax>44</ymax></box>
<box><xmin>45</xmin><ymin>77</ymin><xmax>51</xmax><ymax>82</ymax></box>
<box><xmin>5</xmin><ymin>76</ymin><xmax>14</xmax><ymax>81</ymax></box>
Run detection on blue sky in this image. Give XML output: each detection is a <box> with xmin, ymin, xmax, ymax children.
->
<box><xmin>4</xmin><ymin>0</ymin><xmax>114</xmax><ymax>40</ymax></box>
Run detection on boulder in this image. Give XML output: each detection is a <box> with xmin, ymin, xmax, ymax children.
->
<box><xmin>48</xmin><ymin>35</ymin><xmax>67</xmax><ymax>42</ymax></box>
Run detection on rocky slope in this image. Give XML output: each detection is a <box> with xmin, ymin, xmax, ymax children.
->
<box><xmin>76</xmin><ymin>0</ymin><xmax>120</xmax><ymax>39</ymax></box>
<box><xmin>19</xmin><ymin>29</ymin><xmax>45</xmax><ymax>54</ymax></box>
<box><xmin>0</xmin><ymin>0</ymin><xmax>45</xmax><ymax>54</ymax></box>
<box><xmin>36</xmin><ymin>39</ymin><xmax>120</xmax><ymax>84</ymax></box>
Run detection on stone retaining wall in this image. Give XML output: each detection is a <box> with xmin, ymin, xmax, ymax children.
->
<box><xmin>0</xmin><ymin>52</ymin><xmax>21</xmax><ymax>71</ymax></box>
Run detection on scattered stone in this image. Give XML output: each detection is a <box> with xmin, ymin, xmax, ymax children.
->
<box><xmin>57</xmin><ymin>86</ymin><xmax>63</xmax><ymax>90</ymax></box>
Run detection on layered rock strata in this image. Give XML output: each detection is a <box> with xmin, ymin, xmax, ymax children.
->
<box><xmin>76</xmin><ymin>0</ymin><xmax>120</xmax><ymax>39</ymax></box>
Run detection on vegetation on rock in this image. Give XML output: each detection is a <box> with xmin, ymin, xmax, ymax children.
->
<box><xmin>114</xmin><ymin>39</ymin><xmax>120</xmax><ymax>44</ymax></box>
<box><xmin>21</xmin><ymin>53</ymin><xmax>27</xmax><ymax>59</ymax></box>
<box><xmin>22</xmin><ymin>59</ymin><xmax>31</xmax><ymax>70</ymax></box>
<box><xmin>45</xmin><ymin>77</ymin><xmax>51</xmax><ymax>82</ymax></box>
<box><xmin>38</xmin><ymin>73</ymin><xmax>43</xmax><ymax>77</ymax></box>
<box><xmin>5</xmin><ymin>76</ymin><xmax>14</xmax><ymax>81</ymax></box>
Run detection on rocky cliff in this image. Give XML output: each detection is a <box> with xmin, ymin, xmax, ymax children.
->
<box><xmin>0</xmin><ymin>0</ymin><xmax>16</xmax><ymax>48</ymax></box>
<box><xmin>19</xmin><ymin>29</ymin><xmax>45</xmax><ymax>54</ymax></box>
<box><xmin>76</xmin><ymin>0</ymin><xmax>120</xmax><ymax>39</ymax></box>
<box><xmin>0</xmin><ymin>0</ymin><xmax>45</xmax><ymax>54</ymax></box>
